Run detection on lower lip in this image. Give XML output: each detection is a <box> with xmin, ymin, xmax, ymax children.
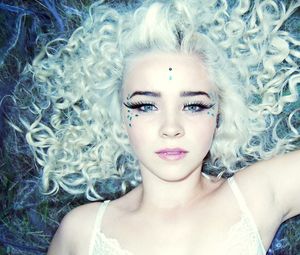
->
<box><xmin>156</xmin><ymin>152</ymin><xmax>187</xmax><ymax>161</ymax></box>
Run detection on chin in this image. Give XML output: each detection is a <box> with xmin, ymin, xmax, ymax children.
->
<box><xmin>143</xmin><ymin>165</ymin><xmax>201</xmax><ymax>182</ymax></box>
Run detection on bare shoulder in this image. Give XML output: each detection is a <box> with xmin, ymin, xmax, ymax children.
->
<box><xmin>47</xmin><ymin>202</ymin><xmax>102</xmax><ymax>255</ymax></box>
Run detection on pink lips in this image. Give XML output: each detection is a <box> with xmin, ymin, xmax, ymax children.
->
<box><xmin>155</xmin><ymin>148</ymin><xmax>188</xmax><ymax>161</ymax></box>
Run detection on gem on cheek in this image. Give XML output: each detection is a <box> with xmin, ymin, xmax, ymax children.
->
<box><xmin>127</xmin><ymin>109</ymin><xmax>133</xmax><ymax>127</ymax></box>
<box><xmin>207</xmin><ymin>92</ymin><xmax>218</xmax><ymax>117</ymax></box>
<box><xmin>124</xmin><ymin>95</ymin><xmax>139</xmax><ymax>128</ymax></box>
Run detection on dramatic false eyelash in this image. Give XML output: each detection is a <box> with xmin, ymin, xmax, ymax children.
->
<box><xmin>183</xmin><ymin>101</ymin><xmax>214</xmax><ymax>109</ymax></box>
<box><xmin>123</xmin><ymin>100</ymin><xmax>214</xmax><ymax>110</ymax></box>
<box><xmin>123</xmin><ymin>101</ymin><xmax>156</xmax><ymax>109</ymax></box>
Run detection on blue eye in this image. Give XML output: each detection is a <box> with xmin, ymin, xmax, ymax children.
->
<box><xmin>183</xmin><ymin>103</ymin><xmax>213</xmax><ymax>113</ymax></box>
<box><xmin>123</xmin><ymin>102</ymin><xmax>157</xmax><ymax>113</ymax></box>
<box><xmin>139</xmin><ymin>104</ymin><xmax>157</xmax><ymax>112</ymax></box>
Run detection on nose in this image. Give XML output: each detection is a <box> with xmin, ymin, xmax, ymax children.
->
<box><xmin>159</xmin><ymin>116</ymin><xmax>185</xmax><ymax>138</ymax></box>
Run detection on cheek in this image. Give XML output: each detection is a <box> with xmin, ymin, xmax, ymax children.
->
<box><xmin>124</xmin><ymin>117</ymin><xmax>151</xmax><ymax>149</ymax></box>
<box><xmin>125</xmin><ymin>125</ymin><xmax>151</xmax><ymax>159</ymax></box>
<box><xmin>190</xmin><ymin>117</ymin><xmax>217</xmax><ymax>142</ymax></box>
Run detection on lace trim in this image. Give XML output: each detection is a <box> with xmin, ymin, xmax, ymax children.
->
<box><xmin>93</xmin><ymin>231</ymin><xmax>134</xmax><ymax>255</ymax></box>
<box><xmin>91</xmin><ymin>215</ymin><xmax>265</xmax><ymax>255</ymax></box>
<box><xmin>90</xmin><ymin>177</ymin><xmax>266</xmax><ymax>255</ymax></box>
<box><xmin>223</xmin><ymin>215</ymin><xmax>266</xmax><ymax>255</ymax></box>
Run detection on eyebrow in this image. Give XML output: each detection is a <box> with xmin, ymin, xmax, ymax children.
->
<box><xmin>129</xmin><ymin>91</ymin><xmax>160</xmax><ymax>99</ymax></box>
<box><xmin>129</xmin><ymin>90</ymin><xmax>210</xmax><ymax>99</ymax></box>
<box><xmin>181</xmin><ymin>91</ymin><xmax>210</xmax><ymax>98</ymax></box>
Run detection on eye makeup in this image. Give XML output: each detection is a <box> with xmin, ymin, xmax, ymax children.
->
<box><xmin>126</xmin><ymin>109</ymin><xmax>139</xmax><ymax>127</ymax></box>
<box><xmin>183</xmin><ymin>101</ymin><xmax>215</xmax><ymax>113</ymax></box>
<box><xmin>206</xmin><ymin>92</ymin><xmax>218</xmax><ymax>117</ymax></box>
<box><xmin>123</xmin><ymin>95</ymin><xmax>144</xmax><ymax>127</ymax></box>
<box><xmin>123</xmin><ymin>100</ymin><xmax>214</xmax><ymax>113</ymax></box>
<box><xmin>123</xmin><ymin>101</ymin><xmax>157</xmax><ymax>112</ymax></box>
<box><xmin>125</xmin><ymin>94</ymin><xmax>139</xmax><ymax>127</ymax></box>
<box><xmin>123</xmin><ymin>91</ymin><xmax>219</xmax><ymax>120</ymax></box>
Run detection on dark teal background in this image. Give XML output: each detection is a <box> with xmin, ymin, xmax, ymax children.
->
<box><xmin>0</xmin><ymin>1</ymin><xmax>299</xmax><ymax>254</ymax></box>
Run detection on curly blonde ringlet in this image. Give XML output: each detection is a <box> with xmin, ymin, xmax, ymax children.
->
<box><xmin>22</xmin><ymin>0</ymin><xmax>300</xmax><ymax>200</ymax></box>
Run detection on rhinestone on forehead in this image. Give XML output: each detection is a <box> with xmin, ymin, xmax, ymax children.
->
<box><xmin>169</xmin><ymin>67</ymin><xmax>173</xmax><ymax>80</ymax></box>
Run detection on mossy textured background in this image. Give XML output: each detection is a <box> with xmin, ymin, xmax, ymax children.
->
<box><xmin>0</xmin><ymin>1</ymin><xmax>299</xmax><ymax>254</ymax></box>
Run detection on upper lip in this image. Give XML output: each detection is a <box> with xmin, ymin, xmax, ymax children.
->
<box><xmin>155</xmin><ymin>148</ymin><xmax>188</xmax><ymax>153</ymax></box>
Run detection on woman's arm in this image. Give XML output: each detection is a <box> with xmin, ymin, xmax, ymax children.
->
<box><xmin>265</xmin><ymin>150</ymin><xmax>300</xmax><ymax>221</ymax></box>
<box><xmin>242</xmin><ymin>150</ymin><xmax>300</xmax><ymax>222</ymax></box>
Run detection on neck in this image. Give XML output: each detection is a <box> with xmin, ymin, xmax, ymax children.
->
<box><xmin>133</xmin><ymin>165</ymin><xmax>222</xmax><ymax>214</ymax></box>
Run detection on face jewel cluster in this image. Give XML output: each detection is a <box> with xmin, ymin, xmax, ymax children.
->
<box><xmin>126</xmin><ymin>94</ymin><xmax>139</xmax><ymax>128</ymax></box>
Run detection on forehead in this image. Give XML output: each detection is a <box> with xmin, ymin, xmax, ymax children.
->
<box><xmin>122</xmin><ymin>52</ymin><xmax>216</xmax><ymax>94</ymax></box>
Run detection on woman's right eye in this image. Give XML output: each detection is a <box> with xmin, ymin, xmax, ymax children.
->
<box><xmin>123</xmin><ymin>102</ymin><xmax>158</xmax><ymax>113</ymax></box>
<box><xmin>138</xmin><ymin>104</ymin><xmax>157</xmax><ymax>112</ymax></box>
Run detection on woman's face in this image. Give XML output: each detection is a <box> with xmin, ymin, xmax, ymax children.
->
<box><xmin>121</xmin><ymin>52</ymin><xmax>218</xmax><ymax>181</ymax></box>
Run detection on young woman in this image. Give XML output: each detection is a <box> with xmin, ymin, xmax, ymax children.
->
<box><xmin>22</xmin><ymin>0</ymin><xmax>299</xmax><ymax>254</ymax></box>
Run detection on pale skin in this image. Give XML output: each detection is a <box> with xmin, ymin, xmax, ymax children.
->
<box><xmin>47</xmin><ymin>52</ymin><xmax>300</xmax><ymax>255</ymax></box>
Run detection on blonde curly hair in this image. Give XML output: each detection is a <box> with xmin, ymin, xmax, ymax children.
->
<box><xmin>20</xmin><ymin>0</ymin><xmax>299</xmax><ymax>200</ymax></box>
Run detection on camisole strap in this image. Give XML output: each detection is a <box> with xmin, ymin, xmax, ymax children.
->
<box><xmin>227</xmin><ymin>177</ymin><xmax>251</xmax><ymax>213</ymax></box>
<box><xmin>88</xmin><ymin>200</ymin><xmax>111</xmax><ymax>255</ymax></box>
<box><xmin>227</xmin><ymin>177</ymin><xmax>266</xmax><ymax>253</ymax></box>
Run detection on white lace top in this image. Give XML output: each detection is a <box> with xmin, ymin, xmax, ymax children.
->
<box><xmin>89</xmin><ymin>177</ymin><xmax>267</xmax><ymax>255</ymax></box>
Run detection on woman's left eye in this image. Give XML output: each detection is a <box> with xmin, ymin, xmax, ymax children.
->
<box><xmin>183</xmin><ymin>103</ymin><xmax>212</xmax><ymax>113</ymax></box>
